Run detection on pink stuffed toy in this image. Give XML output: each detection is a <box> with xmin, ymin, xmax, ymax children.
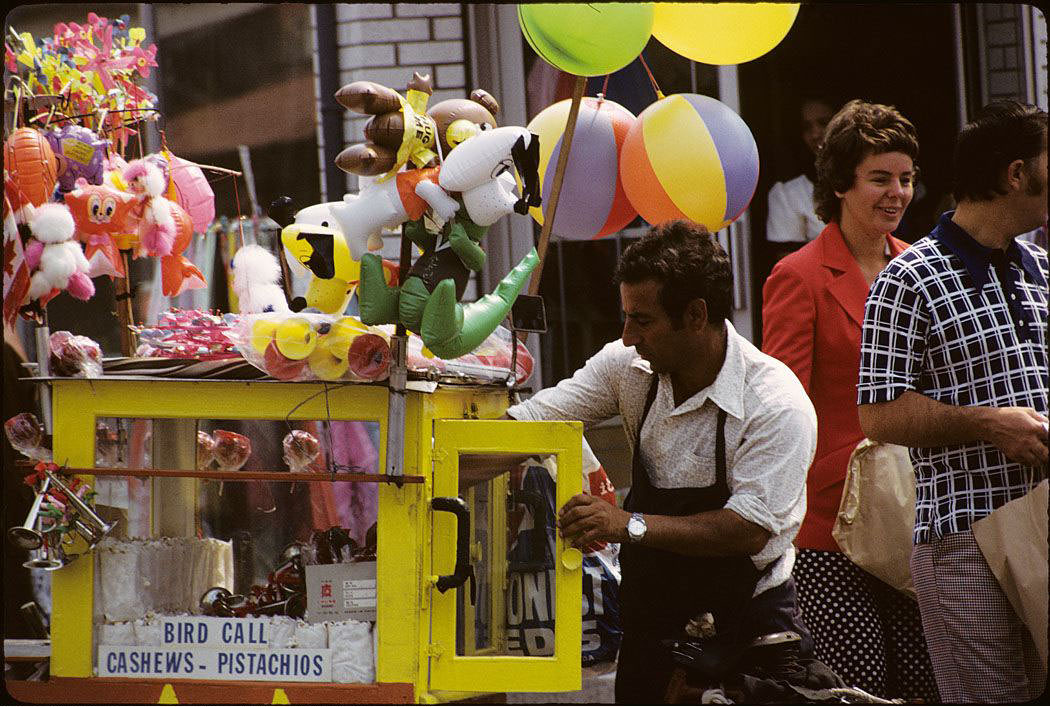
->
<box><xmin>24</xmin><ymin>203</ymin><xmax>95</xmax><ymax>302</ymax></box>
<box><xmin>122</xmin><ymin>158</ymin><xmax>176</xmax><ymax>257</ymax></box>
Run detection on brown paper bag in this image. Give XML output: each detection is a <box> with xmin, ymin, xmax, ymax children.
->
<box><xmin>972</xmin><ymin>479</ymin><xmax>1048</xmax><ymax>664</ymax></box>
<box><xmin>832</xmin><ymin>439</ymin><xmax>916</xmax><ymax>598</ymax></box>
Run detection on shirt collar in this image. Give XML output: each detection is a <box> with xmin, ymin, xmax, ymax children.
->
<box><xmin>631</xmin><ymin>321</ymin><xmax>746</xmax><ymax>420</ymax></box>
<box><xmin>932</xmin><ymin>210</ymin><xmax>1046</xmax><ymax>289</ymax></box>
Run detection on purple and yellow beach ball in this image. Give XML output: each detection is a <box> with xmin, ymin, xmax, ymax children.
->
<box><xmin>621</xmin><ymin>93</ymin><xmax>759</xmax><ymax>231</ymax></box>
<box><xmin>527</xmin><ymin>97</ymin><xmax>638</xmax><ymax>240</ymax></box>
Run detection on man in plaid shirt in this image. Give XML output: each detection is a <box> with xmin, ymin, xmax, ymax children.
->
<box><xmin>857</xmin><ymin>101</ymin><xmax>1047</xmax><ymax>702</ymax></box>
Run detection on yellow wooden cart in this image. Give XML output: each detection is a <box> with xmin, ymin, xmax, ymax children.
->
<box><xmin>8</xmin><ymin>375</ymin><xmax>583</xmax><ymax>704</ymax></box>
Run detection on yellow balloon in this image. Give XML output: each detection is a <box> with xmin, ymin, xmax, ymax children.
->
<box><xmin>653</xmin><ymin>3</ymin><xmax>800</xmax><ymax>65</ymax></box>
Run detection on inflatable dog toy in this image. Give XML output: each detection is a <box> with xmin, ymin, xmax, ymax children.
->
<box><xmin>270</xmin><ymin>197</ymin><xmax>396</xmax><ymax>314</ymax></box>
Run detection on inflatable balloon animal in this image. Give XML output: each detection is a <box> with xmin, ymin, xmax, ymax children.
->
<box><xmin>160</xmin><ymin>200</ymin><xmax>206</xmax><ymax>297</ymax></box>
<box><xmin>334</xmin><ymin>72</ymin><xmax>439</xmax><ymax>179</ymax></box>
<box><xmin>269</xmin><ymin>196</ymin><xmax>398</xmax><ymax>315</ymax></box>
<box><xmin>356</xmin><ymin>125</ymin><xmax>542</xmax><ymax>359</ymax></box>
<box><xmin>64</xmin><ymin>178</ymin><xmax>136</xmax><ymax>279</ymax></box>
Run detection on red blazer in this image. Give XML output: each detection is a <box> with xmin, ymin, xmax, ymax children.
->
<box><xmin>762</xmin><ymin>222</ymin><xmax>909</xmax><ymax>551</ymax></box>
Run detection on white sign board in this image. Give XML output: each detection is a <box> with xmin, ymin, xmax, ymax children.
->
<box><xmin>98</xmin><ymin>645</ymin><xmax>331</xmax><ymax>682</ymax></box>
<box><xmin>305</xmin><ymin>562</ymin><xmax>377</xmax><ymax>622</ymax></box>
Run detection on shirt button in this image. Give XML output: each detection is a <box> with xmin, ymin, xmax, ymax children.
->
<box><xmin>1010</xmin><ymin>293</ymin><xmax>1017</xmax><ymax>300</ymax></box>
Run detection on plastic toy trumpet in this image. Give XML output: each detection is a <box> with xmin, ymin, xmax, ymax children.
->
<box><xmin>8</xmin><ymin>475</ymin><xmax>52</xmax><ymax>550</ymax></box>
<box><xmin>41</xmin><ymin>466</ymin><xmax>117</xmax><ymax>549</ymax></box>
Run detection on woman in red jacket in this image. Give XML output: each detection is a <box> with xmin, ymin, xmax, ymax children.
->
<box><xmin>762</xmin><ymin>100</ymin><xmax>937</xmax><ymax>701</ymax></box>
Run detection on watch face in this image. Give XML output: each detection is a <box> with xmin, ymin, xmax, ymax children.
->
<box><xmin>627</xmin><ymin>518</ymin><xmax>644</xmax><ymax>539</ymax></box>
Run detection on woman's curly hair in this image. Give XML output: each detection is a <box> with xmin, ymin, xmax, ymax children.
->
<box><xmin>813</xmin><ymin>99</ymin><xmax>920</xmax><ymax>224</ymax></box>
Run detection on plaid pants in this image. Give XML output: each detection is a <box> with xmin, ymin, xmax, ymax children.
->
<box><xmin>911</xmin><ymin>530</ymin><xmax>1046</xmax><ymax>703</ymax></box>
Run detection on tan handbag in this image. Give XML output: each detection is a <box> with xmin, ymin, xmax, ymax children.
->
<box><xmin>972</xmin><ymin>478</ymin><xmax>1048</xmax><ymax>664</ymax></box>
<box><xmin>832</xmin><ymin>439</ymin><xmax>916</xmax><ymax>598</ymax></box>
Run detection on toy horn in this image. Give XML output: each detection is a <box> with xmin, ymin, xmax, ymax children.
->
<box><xmin>22</xmin><ymin>537</ymin><xmax>65</xmax><ymax>570</ymax></box>
<box><xmin>8</xmin><ymin>476</ymin><xmax>51</xmax><ymax>550</ymax></box>
<box><xmin>43</xmin><ymin>467</ymin><xmax>116</xmax><ymax>548</ymax></box>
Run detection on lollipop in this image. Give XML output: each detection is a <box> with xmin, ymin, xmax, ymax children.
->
<box><xmin>95</xmin><ymin>422</ymin><xmax>121</xmax><ymax>467</ymax></box>
<box><xmin>212</xmin><ymin>430</ymin><xmax>251</xmax><ymax>470</ymax></box>
<box><xmin>196</xmin><ymin>430</ymin><xmax>217</xmax><ymax>469</ymax></box>
<box><xmin>282</xmin><ymin>430</ymin><xmax>321</xmax><ymax>474</ymax></box>
<box><xmin>4</xmin><ymin>412</ymin><xmax>50</xmax><ymax>461</ymax></box>
<box><xmin>48</xmin><ymin>331</ymin><xmax>103</xmax><ymax>378</ymax></box>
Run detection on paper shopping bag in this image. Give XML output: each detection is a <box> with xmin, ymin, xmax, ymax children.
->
<box><xmin>972</xmin><ymin>479</ymin><xmax>1048</xmax><ymax>664</ymax></box>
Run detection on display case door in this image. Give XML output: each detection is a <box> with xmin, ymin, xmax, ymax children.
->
<box><xmin>428</xmin><ymin>419</ymin><xmax>583</xmax><ymax>693</ymax></box>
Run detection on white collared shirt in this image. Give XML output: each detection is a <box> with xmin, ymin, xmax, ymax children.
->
<box><xmin>508</xmin><ymin>322</ymin><xmax>817</xmax><ymax>595</ymax></box>
<box><xmin>766</xmin><ymin>174</ymin><xmax>825</xmax><ymax>243</ymax></box>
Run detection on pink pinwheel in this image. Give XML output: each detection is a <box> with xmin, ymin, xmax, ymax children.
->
<box><xmin>127</xmin><ymin>44</ymin><xmax>157</xmax><ymax>78</ymax></box>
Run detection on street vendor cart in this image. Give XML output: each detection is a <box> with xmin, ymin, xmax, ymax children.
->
<box><xmin>7</xmin><ymin>374</ymin><xmax>582</xmax><ymax>704</ymax></box>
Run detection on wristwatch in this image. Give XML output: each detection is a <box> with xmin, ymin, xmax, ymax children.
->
<box><xmin>626</xmin><ymin>512</ymin><xmax>647</xmax><ymax>543</ymax></box>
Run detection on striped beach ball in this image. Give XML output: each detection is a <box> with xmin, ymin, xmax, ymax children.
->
<box><xmin>527</xmin><ymin>97</ymin><xmax>638</xmax><ymax>240</ymax></box>
<box><xmin>620</xmin><ymin>93</ymin><xmax>759</xmax><ymax>231</ymax></box>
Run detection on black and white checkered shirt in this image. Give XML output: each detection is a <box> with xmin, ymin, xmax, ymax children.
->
<box><xmin>858</xmin><ymin>211</ymin><xmax>1048</xmax><ymax>543</ymax></box>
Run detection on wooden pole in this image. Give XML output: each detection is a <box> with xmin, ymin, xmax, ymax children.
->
<box><xmin>114</xmin><ymin>250</ymin><xmax>136</xmax><ymax>357</ymax></box>
<box><xmin>526</xmin><ymin>75</ymin><xmax>587</xmax><ymax>298</ymax></box>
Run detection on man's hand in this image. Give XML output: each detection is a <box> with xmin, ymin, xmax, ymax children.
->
<box><xmin>558</xmin><ymin>493</ymin><xmax>630</xmax><ymax>549</ymax></box>
<box><xmin>982</xmin><ymin>406</ymin><xmax>1049</xmax><ymax>468</ymax></box>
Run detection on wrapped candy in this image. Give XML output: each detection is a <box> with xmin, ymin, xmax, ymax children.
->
<box><xmin>48</xmin><ymin>331</ymin><xmax>103</xmax><ymax>377</ymax></box>
<box><xmin>211</xmin><ymin>430</ymin><xmax>251</xmax><ymax>470</ymax></box>
<box><xmin>4</xmin><ymin>412</ymin><xmax>50</xmax><ymax>461</ymax></box>
<box><xmin>282</xmin><ymin>430</ymin><xmax>321</xmax><ymax>474</ymax></box>
<box><xmin>196</xmin><ymin>430</ymin><xmax>216</xmax><ymax>469</ymax></box>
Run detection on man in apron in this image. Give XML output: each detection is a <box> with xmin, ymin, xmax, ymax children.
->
<box><xmin>507</xmin><ymin>220</ymin><xmax>817</xmax><ymax>703</ymax></box>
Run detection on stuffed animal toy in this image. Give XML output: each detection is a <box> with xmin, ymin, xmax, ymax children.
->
<box><xmin>270</xmin><ymin>196</ymin><xmax>398</xmax><ymax>315</ymax></box>
<box><xmin>355</xmin><ymin>126</ymin><xmax>542</xmax><ymax>359</ymax></box>
<box><xmin>64</xmin><ymin>178</ymin><xmax>136</xmax><ymax>279</ymax></box>
<box><xmin>24</xmin><ymin>203</ymin><xmax>95</xmax><ymax>303</ymax></box>
<box><xmin>231</xmin><ymin>244</ymin><xmax>290</xmax><ymax>314</ymax></box>
<box><xmin>122</xmin><ymin>158</ymin><xmax>176</xmax><ymax>257</ymax></box>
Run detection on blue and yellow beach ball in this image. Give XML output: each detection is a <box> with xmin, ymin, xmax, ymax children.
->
<box><xmin>620</xmin><ymin>93</ymin><xmax>759</xmax><ymax>231</ymax></box>
<box><xmin>527</xmin><ymin>97</ymin><xmax>638</xmax><ymax>240</ymax></box>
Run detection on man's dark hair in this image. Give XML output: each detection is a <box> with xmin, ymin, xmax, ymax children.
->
<box><xmin>615</xmin><ymin>220</ymin><xmax>732</xmax><ymax>327</ymax></box>
<box><xmin>952</xmin><ymin>100</ymin><xmax>1048</xmax><ymax>202</ymax></box>
<box><xmin>813</xmin><ymin>99</ymin><xmax>920</xmax><ymax>224</ymax></box>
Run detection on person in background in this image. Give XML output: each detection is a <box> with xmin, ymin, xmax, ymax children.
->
<box><xmin>508</xmin><ymin>220</ymin><xmax>818</xmax><ymax>703</ymax></box>
<box><xmin>765</xmin><ymin>96</ymin><xmax>836</xmax><ymax>258</ymax></box>
<box><xmin>762</xmin><ymin>99</ymin><xmax>938</xmax><ymax>701</ymax></box>
<box><xmin>858</xmin><ymin>100</ymin><xmax>1047</xmax><ymax>703</ymax></box>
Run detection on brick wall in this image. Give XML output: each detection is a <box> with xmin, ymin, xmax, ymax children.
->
<box><xmin>333</xmin><ymin>3</ymin><xmax>468</xmax><ymax>176</ymax></box>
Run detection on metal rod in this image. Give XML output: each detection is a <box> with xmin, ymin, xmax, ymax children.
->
<box><xmin>33</xmin><ymin>324</ymin><xmax>52</xmax><ymax>435</ymax></box>
<box><xmin>114</xmin><ymin>250</ymin><xmax>137</xmax><ymax>356</ymax></box>
<box><xmin>15</xmin><ymin>461</ymin><xmax>424</xmax><ymax>483</ymax></box>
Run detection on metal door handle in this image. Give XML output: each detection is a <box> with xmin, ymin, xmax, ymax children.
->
<box><xmin>431</xmin><ymin>496</ymin><xmax>476</xmax><ymax>603</ymax></box>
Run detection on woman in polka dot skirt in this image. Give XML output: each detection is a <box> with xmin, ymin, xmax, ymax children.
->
<box><xmin>761</xmin><ymin>100</ymin><xmax>939</xmax><ymax>702</ymax></box>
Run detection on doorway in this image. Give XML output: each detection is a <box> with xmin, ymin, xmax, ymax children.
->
<box><xmin>740</xmin><ymin>3</ymin><xmax>960</xmax><ymax>347</ymax></box>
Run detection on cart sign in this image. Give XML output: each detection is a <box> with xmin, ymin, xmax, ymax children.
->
<box><xmin>159</xmin><ymin>616</ymin><xmax>270</xmax><ymax>647</ymax></box>
<box><xmin>97</xmin><ymin>645</ymin><xmax>331</xmax><ymax>682</ymax></box>
<box><xmin>305</xmin><ymin>562</ymin><xmax>377</xmax><ymax>621</ymax></box>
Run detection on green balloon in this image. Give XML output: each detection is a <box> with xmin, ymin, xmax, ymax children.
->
<box><xmin>518</xmin><ymin>3</ymin><xmax>654</xmax><ymax>77</ymax></box>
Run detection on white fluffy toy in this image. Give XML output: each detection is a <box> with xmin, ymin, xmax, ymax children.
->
<box><xmin>25</xmin><ymin>203</ymin><xmax>96</xmax><ymax>301</ymax></box>
<box><xmin>122</xmin><ymin>158</ymin><xmax>176</xmax><ymax>257</ymax></box>
<box><xmin>232</xmin><ymin>244</ymin><xmax>291</xmax><ymax>314</ymax></box>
